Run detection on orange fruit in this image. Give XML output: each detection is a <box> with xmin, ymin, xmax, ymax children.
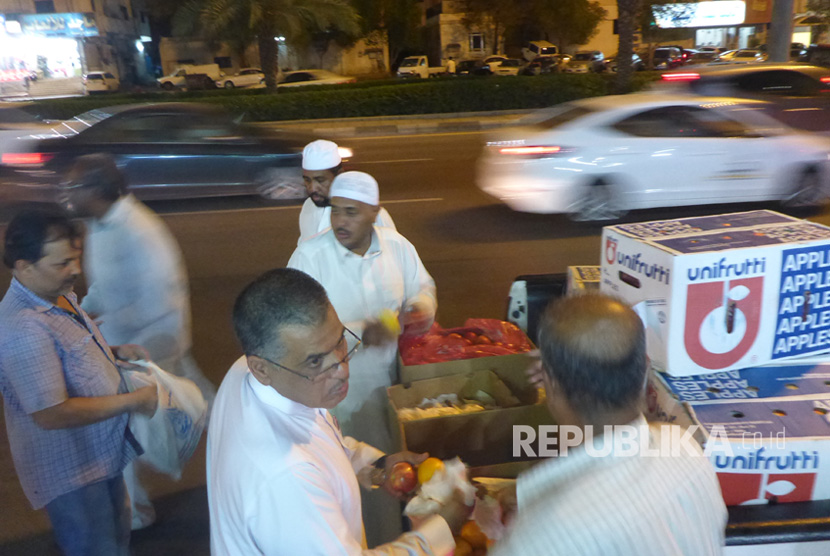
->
<box><xmin>460</xmin><ymin>520</ymin><xmax>489</xmax><ymax>549</ymax></box>
<box><xmin>417</xmin><ymin>457</ymin><xmax>445</xmax><ymax>484</ymax></box>
<box><xmin>453</xmin><ymin>538</ymin><xmax>473</xmax><ymax>556</ymax></box>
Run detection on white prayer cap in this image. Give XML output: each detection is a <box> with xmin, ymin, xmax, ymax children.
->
<box><xmin>330</xmin><ymin>171</ymin><xmax>379</xmax><ymax>206</ymax></box>
<box><xmin>302</xmin><ymin>140</ymin><xmax>341</xmax><ymax>171</ymax></box>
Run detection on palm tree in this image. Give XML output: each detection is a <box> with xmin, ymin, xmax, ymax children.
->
<box><xmin>177</xmin><ymin>0</ymin><xmax>360</xmax><ymax>88</ymax></box>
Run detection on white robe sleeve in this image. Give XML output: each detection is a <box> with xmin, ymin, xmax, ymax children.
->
<box><xmin>248</xmin><ymin>464</ymin><xmax>454</xmax><ymax>555</ymax></box>
<box><xmin>398</xmin><ymin>237</ymin><xmax>437</xmax><ymax>326</ymax></box>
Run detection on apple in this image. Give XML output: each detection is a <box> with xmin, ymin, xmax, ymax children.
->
<box><xmin>387</xmin><ymin>462</ymin><xmax>417</xmax><ymax>494</ymax></box>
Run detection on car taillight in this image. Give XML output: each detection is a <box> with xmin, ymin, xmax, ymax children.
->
<box><xmin>662</xmin><ymin>72</ymin><xmax>700</xmax><ymax>81</ymax></box>
<box><xmin>1</xmin><ymin>152</ymin><xmax>54</xmax><ymax>165</ymax></box>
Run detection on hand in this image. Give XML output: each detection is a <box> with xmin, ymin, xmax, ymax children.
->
<box><xmin>401</xmin><ymin>303</ymin><xmax>432</xmax><ymax>336</ymax></box>
<box><xmin>132</xmin><ymin>385</ymin><xmax>158</xmax><ymax>417</ymax></box>
<box><xmin>362</xmin><ymin>320</ymin><xmax>398</xmax><ymax>347</ymax></box>
<box><xmin>437</xmin><ymin>488</ymin><xmax>474</xmax><ymax>535</ymax></box>
<box><xmin>525</xmin><ymin>349</ymin><xmax>545</xmax><ymax>389</ymax></box>
<box><xmin>494</xmin><ymin>482</ymin><xmax>518</xmax><ymax>527</ymax></box>
<box><xmin>113</xmin><ymin>344</ymin><xmax>151</xmax><ymax>363</ymax></box>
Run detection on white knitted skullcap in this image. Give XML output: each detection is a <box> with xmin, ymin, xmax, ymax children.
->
<box><xmin>302</xmin><ymin>140</ymin><xmax>341</xmax><ymax>171</ymax></box>
<box><xmin>330</xmin><ymin>171</ymin><xmax>379</xmax><ymax>206</ymax></box>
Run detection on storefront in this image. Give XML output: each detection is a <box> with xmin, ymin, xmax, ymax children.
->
<box><xmin>652</xmin><ymin>0</ymin><xmax>772</xmax><ymax>49</ymax></box>
<box><xmin>0</xmin><ymin>12</ymin><xmax>95</xmax><ymax>83</ymax></box>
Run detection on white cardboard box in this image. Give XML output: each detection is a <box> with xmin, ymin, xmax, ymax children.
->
<box><xmin>601</xmin><ymin>210</ymin><xmax>830</xmax><ymax>376</ymax></box>
<box><xmin>646</xmin><ymin>362</ymin><xmax>830</xmax><ymax>506</ymax></box>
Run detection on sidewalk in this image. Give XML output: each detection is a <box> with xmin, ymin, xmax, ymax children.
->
<box><xmin>258</xmin><ymin>109</ymin><xmax>532</xmax><ymax>137</ymax></box>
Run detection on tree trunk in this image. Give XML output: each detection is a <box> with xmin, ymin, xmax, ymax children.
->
<box><xmin>258</xmin><ymin>28</ymin><xmax>279</xmax><ymax>89</ymax></box>
<box><xmin>614</xmin><ymin>0</ymin><xmax>638</xmax><ymax>93</ymax></box>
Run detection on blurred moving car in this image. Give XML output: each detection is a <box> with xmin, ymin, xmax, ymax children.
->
<box><xmin>218</xmin><ymin>68</ymin><xmax>265</xmax><ymax>88</ymax></box>
<box><xmin>656</xmin><ymin>63</ymin><xmax>830</xmax><ymax>133</ymax></box>
<box><xmin>84</xmin><ymin>71</ymin><xmax>119</xmax><ymax>94</ymax></box>
<box><xmin>564</xmin><ymin>51</ymin><xmax>606</xmax><ymax>73</ymax></box>
<box><xmin>278</xmin><ymin>69</ymin><xmax>356</xmax><ymax>88</ymax></box>
<box><xmin>492</xmin><ymin>58</ymin><xmax>523</xmax><ymax>76</ymax></box>
<box><xmin>0</xmin><ymin>103</ymin><xmax>322</xmax><ymax>203</ymax></box>
<box><xmin>651</xmin><ymin>47</ymin><xmax>684</xmax><ymax>69</ymax></box>
<box><xmin>0</xmin><ymin>103</ymin><xmax>61</xmax><ymax>157</ymax></box>
<box><xmin>606</xmin><ymin>53</ymin><xmax>644</xmax><ymax>72</ymax></box>
<box><xmin>477</xmin><ymin>94</ymin><xmax>830</xmax><ymax>221</ymax></box>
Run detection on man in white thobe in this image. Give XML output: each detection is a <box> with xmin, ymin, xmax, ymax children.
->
<box><xmin>299</xmin><ymin>140</ymin><xmax>395</xmax><ymax>244</ymax></box>
<box><xmin>208</xmin><ymin>268</ymin><xmax>466</xmax><ymax>555</ymax></box>
<box><xmin>62</xmin><ymin>154</ymin><xmax>216</xmax><ymax>529</ymax></box>
<box><xmin>288</xmin><ymin>171</ymin><xmax>436</xmax><ymax>546</ymax></box>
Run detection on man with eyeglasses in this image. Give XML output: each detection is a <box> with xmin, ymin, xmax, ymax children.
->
<box><xmin>207</xmin><ymin>269</ymin><xmax>468</xmax><ymax>555</ymax></box>
<box><xmin>288</xmin><ymin>170</ymin><xmax>436</xmax><ymax>546</ymax></box>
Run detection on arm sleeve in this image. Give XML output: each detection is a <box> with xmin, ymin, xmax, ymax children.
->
<box><xmin>399</xmin><ymin>239</ymin><xmax>437</xmax><ymax>324</ymax></box>
<box><xmin>342</xmin><ymin>435</ymin><xmax>385</xmax><ymax>475</ymax></box>
<box><xmin>0</xmin><ymin>320</ymin><xmax>68</xmax><ymax>413</ymax></box>
<box><xmin>251</xmin><ymin>465</ymin><xmax>454</xmax><ymax>556</ymax></box>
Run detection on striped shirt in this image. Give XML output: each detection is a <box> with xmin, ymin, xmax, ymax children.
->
<box><xmin>490</xmin><ymin>416</ymin><xmax>727</xmax><ymax>556</ymax></box>
<box><xmin>0</xmin><ymin>278</ymin><xmax>140</xmax><ymax>509</ymax></box>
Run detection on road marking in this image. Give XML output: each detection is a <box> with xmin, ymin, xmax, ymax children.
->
<box><xmin>156</xmin><ymin>197</ymin><xmax>443</xmax><ymax>216</ymax></box>
<box><xmin>358</xmin><ymin>158</ymin><xmax>433</xmax><ymax>164</ymax></box>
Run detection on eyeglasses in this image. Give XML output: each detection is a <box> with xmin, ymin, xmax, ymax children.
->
<box><xmin>258</xmin><ymin>327</ymin><xmax>361</xmax><ymax>383</ymax></box>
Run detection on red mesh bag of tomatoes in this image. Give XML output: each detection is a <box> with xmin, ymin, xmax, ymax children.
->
<box><xmin>399</xmin><ymin>319</ymin><xmax>532</xmax><ymax>365</ymax></box>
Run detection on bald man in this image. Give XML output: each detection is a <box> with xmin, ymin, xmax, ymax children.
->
<box><xmin>490</xmin><ymin>293</ymin><xmax>727</xmax><ymax>556</ymax></box>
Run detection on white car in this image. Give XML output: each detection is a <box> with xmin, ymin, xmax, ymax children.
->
<box><xmin>84</xmin><ymin>71</ymin><xmax>119</xmax><ymax>94</ymax></box>
<box><xmin>277</xmin><ymin>69</ymin><xmax>355</xmax><ymax>88</ymax></box>
<box><xmin>492</xmin><ymin>59</ymin><xmax>523</xmax><ymax>76</ymax></box>
<box><xmin>218</xmin><ymin>67</ymin><xmax>265</xmax><ymax>88</ymax></box>
<box><xmin>477</xmin><ymin>94</ymin><xmax>830</xmax><ymax>221</ymax></box>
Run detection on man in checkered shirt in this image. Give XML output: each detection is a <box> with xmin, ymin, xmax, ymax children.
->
<box><xmin>0</xmin><ymin>207</ymin><xmax>158</xmax><ymax>556</ymax></box>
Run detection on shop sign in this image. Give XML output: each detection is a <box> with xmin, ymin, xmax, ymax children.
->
<box><xmin>15</xmin><ymin>13</ymin><xmax>98</xmax><ymax>37</ymax></box>
<box><xmin>652</xmin><ymin>1</ymin><xmax>746</xmax><ymax>29</ymax></box>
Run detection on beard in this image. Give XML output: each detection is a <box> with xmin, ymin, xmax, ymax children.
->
<box><xmin>310</xmin><ymin>193</ymin><xmax>330</xmax><ymax>208</ymax></box>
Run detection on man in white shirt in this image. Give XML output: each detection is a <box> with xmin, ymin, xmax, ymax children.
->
<box><xmin>288</xmin><ymin>170</ymin><xmax>436</xmax><ymax>546</ymax></box>
<box><xmin>299</xmin><ymin>140</ymin><xmax>396</xmax><ymax>244</ymax></box>
<box><xmin>208</xmin><ymin>268</ymin><xmax>467</xmax><ymax>554</ymax></box>
<box><xmin>62</xmin><ymin>154</ymin><xmax>216</xmax><ymax>529</ymax></box>
<box><xmin>490</xmin><ymin>293</ymin><xmax>727</xmax><ymax>556</ymax></box>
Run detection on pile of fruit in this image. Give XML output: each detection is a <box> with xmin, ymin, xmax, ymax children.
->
<box><xmin>454</xmin><ymin>520</ymin><xmax>492</xmax><ymax>555</ymax></box>
<box><xmin>400</xmin><ymin>319</ymin><xmax>533</xmax><ymax>366</ymax></box>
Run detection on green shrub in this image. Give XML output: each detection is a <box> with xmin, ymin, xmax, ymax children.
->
<box><xmin>29</xmin><ymin>73</ymin><xmax>661</xmax><ymax>121</ymax></box>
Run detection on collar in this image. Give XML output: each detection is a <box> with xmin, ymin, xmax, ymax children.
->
<box><xmin>9</xmin><ymin>277</ymin><xmax>72</xmax><ymax>314</ymax></box>
<box><xmin>96</xmin><ymin>194</ymin><xmax>136</xmax><ymax>228</ymax></box>
<box><xmin>330</xmin><ymin>227</ymin><xmax>382</xmax><ymax>260</ymax></box>
<box><xmin>245</xmin><ymin>371</ymin><xmax>318</xmax><ymax>418</ymax></box>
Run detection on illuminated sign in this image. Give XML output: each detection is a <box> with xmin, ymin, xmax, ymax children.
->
<box><xmin>11</xmin><ymin>13</ymin><xmax>99</xmax><ymax>37</ymax></box>
<box><xmin>652</xmin><ymin>1</ymin><xmax>746</xmax><ymax>28</ymax></box>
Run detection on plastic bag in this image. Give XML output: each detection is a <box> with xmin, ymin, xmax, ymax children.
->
<box><xmin>404</xmin><ymin>457</ymin><xmax>477</xmax><ymax>518</ymax></box>
<box><xmin>123</xmin><ymin>361</ymin><xmax>208</xmax><ymax>479</ymax></box>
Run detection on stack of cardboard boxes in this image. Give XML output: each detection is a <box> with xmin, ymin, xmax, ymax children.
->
<box><xmin>599</xmin><ymin>210</ymin><xmax>830</xmax><ymax>505</ymax></box>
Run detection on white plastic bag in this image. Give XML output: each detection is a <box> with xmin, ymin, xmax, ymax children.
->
<box><xmin>123</xmin><ymin>361</ymin><xmax>208</xmax><ymax>479</ymax></box>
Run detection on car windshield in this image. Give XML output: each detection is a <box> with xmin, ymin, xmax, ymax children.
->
<box><xmin>520</xmin><ymin>105</ymin><xmax>595</xmax><ymax>130</ymax></box>
<box><xmin>540</xmin><ymin>46</ymin><xmax>557</xmax><ymax>55</ymax></box>
<box><xmin>654</xmin><ymin>50</ymin><xmax>671</xmax><ymax>59</ymax></box>
<box><xmin>736</xmin><ymin>51</ymin><xmax>757</xmax><ymax>58</ymax></box>
<box><xmin>501</xmin><ymin>60</ymin><xmax>520</xmax><ymax>67</ymax></box>
<box><xmin>400</xmin><ymin>58</ymin><xmax>419</xmax><ymax>67</ymax></box>
<box><xmin>573</xmin><ymin>53</ymin><xmax>593</xmax><ymax>61</ymax></box>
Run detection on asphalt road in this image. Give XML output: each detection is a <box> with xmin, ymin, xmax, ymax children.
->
<box><xmin>1</xmin><ymin>129</ymin><xmax>830</xmax><ymax>552</ymax></box>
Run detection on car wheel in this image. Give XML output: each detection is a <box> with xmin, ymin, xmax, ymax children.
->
<box><xmin>161</xmin><ymin>82</ymin><xmax>174</xmax><ymax>91</ymax></box>
<box><xmin>255</xmin><ymin>167</ymin><xmax>306</xmax><ymax>200</ymax></box>
<box><xmin>569</xmin><ymin>178</ymin><xmax>627</xmax><ymax>222</ymax></box>
<box><xmin>224</xmin><ymin>81</ymin><xmax>235</xmax><ymax>89</ymax></box>
<box><xmin>782</xmin><ymin>167</ymin><xmax>825</xmax><ymax>208</ymax></box>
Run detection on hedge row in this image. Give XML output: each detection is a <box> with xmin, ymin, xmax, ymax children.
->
<box><xmin>30</xmin><ymin>73</ymin><xmax>662</xmax><ymax>122</ymax></box>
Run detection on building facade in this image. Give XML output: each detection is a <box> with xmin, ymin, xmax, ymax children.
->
<box><xmin>0</xmin><ymin>0</ymin><xmax>151</xmax><ymax>85</ymax></box>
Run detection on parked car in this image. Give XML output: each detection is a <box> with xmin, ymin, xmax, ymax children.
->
<box><xmin>84</xmin><ymin>71</ymin><xmax>119</xmax><ymax>94</ymax></box>
<box><xmin>492</xmin><ymin>58</ymin><xmax>523</xmax><ymax>76</ymax></box>
<box><xmin>0</xmin><ymin>103</ymin><xmax>323</xmax><ymax>203</ymax></box>
<box><xmin>605</xmin><ymin>53</ymin><xmax>644</xmax><ymax>72</ymax></box>
<box><xmin>698</xmin><ymin>46</ymin><xmax>727</xmax><ymax>54</ymax></box>
<box><xmin>395</xmin><ymin>56</ymin><xmax>446</xmax><ymax>78</ymax></box>
<box><xmin>804</xmin><ymin>44</ymin><xmax>830</xmax><ymax>68</ymax></box>
<box><xmin>278</xmin><ymin>69</ymin><xmax>356</xmax><ymax>87</ymax></box>
<box><xmin>564</xmin><ymin>51</ymin><xmax>606</xmax><ymax>73</ymax></box>
<box><xmin>656</xmin><ymin>63</ymin><xmax>830</xmax><ymax>134</ymax></box>
<box><xmin>455</xmin><ymin>59</ymin><xmax>487</xmax><ymax>75</ymax></box>
<box><xmin>730</xmin><ymin>49</ymin><xmax>767</xmax><ymax>63</ymax></box>
<box><xmin>218</xmin><ymin>68</ymin><xmax>265</xmax><ymax>88</ymax></box>
<box><xmin>712</xmin><ymin>50</ymin><xmax>739</xmax><ymax>63</ymax></box>
<box><xmin>477</xmin><ymin>94</ymin><xmax>830</xmax><ymax>221</ymax></box>
<box><xmin>687</xmin><ymin>51</ymin><xmax>719</xmax><ymax>65</ymax></box>
<box><xmin>521</xmin><ymin>56</ymin><xmax>561</xmax><ymax>75</ymax></box>
<box><xmin>157</xmin><ymin>64</ymin><xmax>223</xmax><ymax>90</ymax></box>
<box><xmin>651</xmin><ymin>47</ymin><xmax>684</xmax><ymax>69</ymax></box>
<box><xmin>522</xmin><ymin>40</ymin><xmax>558</xmax><ymax>62</ymax></box>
